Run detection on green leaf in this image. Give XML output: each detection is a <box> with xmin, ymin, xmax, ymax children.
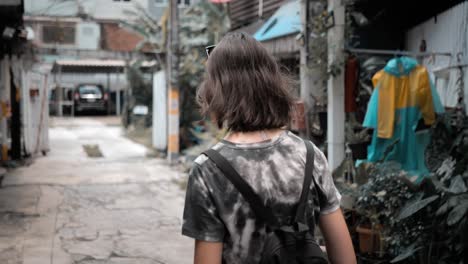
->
<box><xmin>431</xmin><ymin>178</ymin><xmax>450</xmax><ymax>192</ymax></box>
<box><xmin>436</xmin><ymin>202</ymin><xmax>449</xmax><ymax>216</ymax></box>
<box><xmin>449</xmin><ymin>175</ymin><xmax>467</xmax><ymax>194</ymax></box>
<box><xmin>390</xmin><ymin>243</ymin><xmax>421</xmax><ymax>263</ymax></box>
<box><xmin>447</xmin><ymin>201</ymin><xmax>468</xmax><ymax>226</ymax></box>
<box><xmin>448</xmin><ymin>196</ymin><xmax>459</xmax><ymax>208</ymax></box>
<box><xmin>397</xmin><ymin>195</ymin><xmax>439</xmax><ymax>220</ymax></box>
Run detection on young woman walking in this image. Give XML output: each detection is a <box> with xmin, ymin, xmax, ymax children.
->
<box><xmin>182</xmin><ymin>32</ymin><xmax>356</xmax><ymax>264</ymax></box>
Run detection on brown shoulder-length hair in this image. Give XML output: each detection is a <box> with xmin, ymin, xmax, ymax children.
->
<box><xmin>197</xmin><ymin>32</ymin><xmax>296</xmax><ymax>132</ymax></box>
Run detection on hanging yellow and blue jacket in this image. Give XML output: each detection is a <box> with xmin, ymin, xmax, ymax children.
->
<box><xmin>363</xmin><ymin>57</ymin><xmax>444</xmax><ymax>179</ymax></box>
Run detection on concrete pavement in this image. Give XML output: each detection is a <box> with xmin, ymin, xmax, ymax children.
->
<box><xmin>0</xmin><ymin>117</ymin><xmax>193</xmax><ymax>264</ymax></box>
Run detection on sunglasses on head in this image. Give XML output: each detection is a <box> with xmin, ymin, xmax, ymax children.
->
<box><xmin>205</xmin><ymin>45</ymin><xmax>216</xmax><ymax>57</ymax></box>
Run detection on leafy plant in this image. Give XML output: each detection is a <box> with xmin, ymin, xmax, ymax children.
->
<box><xmin>389</xmin><ymin>175</ymin><xmax>468</xmax><ymax>263</ymax></box>
<box><xmin>355</xmin><ymin>162</ymin><xmax>414</xmax><ymax>229</ymax></box>
<box><xmin>177</xmin><ymin>2</ymin><xmax>229</xmax><ymax>150</ymax></box>
<box><xmin>388</xmin><ymin>113</ymin><xmax>468</xmax><ymax>263</ymax></box>
<box><xmin>307</xmin><ymin>0</ymin><xmax>329</xmax><ymax>95</ymax></box>
<box><xmin>352</xmin><ymin>112</ymin><xmax>468</xmax><ymax>263</ymax></box>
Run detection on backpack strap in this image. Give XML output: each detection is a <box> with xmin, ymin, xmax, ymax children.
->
<box><xmin>202</xmin><ymin>140</ymin><xmax>317</xmax><ymax>228</ymax></box>
<box><xmin>202</xmin><ymin>149</ymin><xmax>280</xmax><ymax>227</ymax></box>
<box><xmin>294</xmin><ymin>140</ymin><xmax>316</xmax><ymax>224</ymax></box>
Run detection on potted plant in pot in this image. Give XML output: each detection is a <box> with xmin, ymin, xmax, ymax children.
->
<box><xmin>354</xmin><ymin>162</ymin><xmax>415</xmax><ymax>257</ymax></box>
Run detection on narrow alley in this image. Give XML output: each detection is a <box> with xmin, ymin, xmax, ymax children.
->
<box><xmin>0</xmin><ymin>117</ymin><xmax>193</xmax><ymax>264</ymax></box>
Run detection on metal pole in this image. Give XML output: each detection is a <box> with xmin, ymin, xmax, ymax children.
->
<box><xmin>106</xmin><ymin>72</ymin><xmax>111</xmax><ymax>115</ymax></box>
<box><xmin>345</xmin><ymin>47</ymin><xmax>452</xmax><ymax>57</ymax></box>
<box><xmin>57</xmin><ymin>65</ymin><xmax>63</xmax><ymax>117</ymax></box>
<box><xmin>327</xmin><ymin>0</ymin><xmax>346</xmax><ymax>170</ymax></box>
<box><xmin>0</xmin><ymin>58</ymin><xmax>9</xmax><ymax>160</ymax></box>
<box><xmin>116</xmin><ymin>68</ymin><xmax>121</xmax><ymax>115</ymax></box>
<box><xmin>167</xmin><ymin>0</ymin><xmax>180</xmax><ymax>162</ymax></box>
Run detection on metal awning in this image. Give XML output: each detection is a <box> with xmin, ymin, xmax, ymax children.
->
<box><xmin>51</xmin><ymin>59</ymin><xmax>157</xmax><ymax>73</ymax></box>
<box><xmin>253</xmin><ymin>0</ymin><xmax>300</xmax><ymax>42</ymax></box>
<box><xmin>260</xmin><ymin>34</ymin><xmax>300</xmax><ymax>58</ymax></box>
<box><xmin>0</xmin><ymin>0</ymin><xmax>22</xmax><ymax>6</ymax></box>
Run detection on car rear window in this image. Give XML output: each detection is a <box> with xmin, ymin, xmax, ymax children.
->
<box><xmin>78</xmin><ymin>85</ymin><xmax>102</xmax><ymax>95</ymax></box>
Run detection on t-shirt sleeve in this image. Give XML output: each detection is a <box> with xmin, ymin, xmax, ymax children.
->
<box><xmin>182</xmin><ymin>164</ymin><xmax>225</xmax><ymax>242</ymax></box>
<box><xmin>312</xmin><ymin>146</ymin><xmax>342</xmax><ymax>214</ymax></box>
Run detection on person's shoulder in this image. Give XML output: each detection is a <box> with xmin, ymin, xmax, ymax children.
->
<box><xmin>193</xmin><ymin>153</ymin><xmax>209</xmax><ymax>166</ymax></box>
<box><xmin>281</xmin><ymin>131</ymin><xmax>307</xmax><ymax>148</ymax></box>
<box><xmin>282</xmin><ymin>131</ymin><xmax>321</xmax><ymax>153</ymax></box>
<box><xmin>193</xmin><ymin>141</ymin><xmax>225</xmax><ymax>168</ymax></box>
<box><xmin>282</xmin><ymin>131</ymin><xmax>327</xmax><ymax>166</ymax></box>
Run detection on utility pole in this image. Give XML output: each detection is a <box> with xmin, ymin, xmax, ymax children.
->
<box><xmin>327</xmin><ymin>0</ymin><xmax>345</xmax><ymax>170</ymax></box>
<box><xmin>300</xmin><ymin>0</ymin><xmax>326</xmax><ymax>136</ymax></box>
<box><xmin>167</xmin><ymin>0</ymin><xmax>180</xmax><ymax>162</ymax></box>
<box><xmin>300</xmin><ymin>0</ymin><xmax>312</xmax><ymax>114</ymax></box>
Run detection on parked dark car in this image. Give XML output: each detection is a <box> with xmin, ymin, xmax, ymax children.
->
<box><xmin>74</xmin><ymin>84</ymin><xmax>108</xmax><ymax>114</ymax></box>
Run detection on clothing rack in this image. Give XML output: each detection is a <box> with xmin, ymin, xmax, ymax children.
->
<box><xmin>345</xmin><ymin>47</ymin><xmax>453</xmax><ymax>57</ymax></box>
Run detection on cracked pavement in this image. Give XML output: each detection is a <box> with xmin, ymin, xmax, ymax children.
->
<box><xmin>0</xmin><ymin>117</ymin><xmax>193</xmax><ymax>264</ymax></box>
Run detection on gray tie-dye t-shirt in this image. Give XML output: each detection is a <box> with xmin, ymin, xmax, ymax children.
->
<box><xmin>182</xmin><ymin>131</ymin><xmax>341</xmax><ymax>263</ymax></box>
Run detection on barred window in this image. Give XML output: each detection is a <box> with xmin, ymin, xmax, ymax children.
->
<box><xmin>42</xmin><ymin>25</ymin><xmax>75</xmax><ymax>44</ymax></box>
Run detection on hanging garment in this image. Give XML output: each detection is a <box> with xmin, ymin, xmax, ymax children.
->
<box><xmin>345</xmin><ymin>56</ymin><xmax>359</xmax><ymax>113</ymax></box>
<box><xmin>363</xmin><ymin>57</ymin><xmax>444</xmax><ymax>178</ymax></box>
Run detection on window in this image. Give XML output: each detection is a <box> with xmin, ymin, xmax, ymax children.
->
<box><xmin>79</xmin><ymin>85</ymin><xmax>103</xmax><ymax>96</ymax></box>
<box><xmin>42</xmin><ymin>25</ymin><xmax>75</xmax><ymax>44</ymax></box>
<box><xmin>177</xmin><ymin>0</ymin><xmax>190</xmax><ymax>6</ymax></box>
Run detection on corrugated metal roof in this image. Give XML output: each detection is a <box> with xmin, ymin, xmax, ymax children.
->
<box><xmin>55</xmin><ymin>59</ymin><xmax>126</xmax><ymax>67</ymax></box>
<box><xmin>253</xmin><ymin>0</ymin><xmax>300</xmax><ymax>42</ymax></box>
<box><xmin>0</xmin><ymin>0</ymin><xmax>22</xmax><ymax>6</ymax></box>
<box><xmin>51</xmin><ymin>59</ymin><xmax>157</xmax><ymax>73</ymax></box>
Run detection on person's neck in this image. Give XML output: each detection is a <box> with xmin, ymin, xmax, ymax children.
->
<box><xmin>224</xmin><ymin>128</ymin><xmax>284</xmax><ymax>144</ymax></box>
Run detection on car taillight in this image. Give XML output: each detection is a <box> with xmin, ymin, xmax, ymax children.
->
<box><xmin>103</xmin><ymin>93</ymin><xmax>108</xmax><ymax>101</ymax></box>
<box><xmin>74</xmin><ymin>93</ymin><xmax>79</xmax><ymax>100</ymax></box>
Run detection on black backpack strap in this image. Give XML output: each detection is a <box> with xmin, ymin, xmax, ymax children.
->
<box><xmin>202</xmin><ymin>149</ymin><xmax>279</xmax><ymax>227</ymax></box>
<box><xmin>294</xmin><ymin>140</ymin><xmax>316</xmax><ymax>223</ymax></box>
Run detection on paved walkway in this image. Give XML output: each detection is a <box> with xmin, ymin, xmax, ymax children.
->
<box><xmin>0</xmin><ymin>117</ymin><xmax>193</xmax><ymax>264</ymax></box>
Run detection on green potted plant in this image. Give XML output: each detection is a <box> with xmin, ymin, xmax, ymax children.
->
<box><xmin>354</xmin><ymin>162</ymin><xmax>415</xmax><ymax>257</ymax></box>
<box><xmin>388</xmin><ymin>112</ymin><xmax>468</xmax><ymax>263</ymax></box>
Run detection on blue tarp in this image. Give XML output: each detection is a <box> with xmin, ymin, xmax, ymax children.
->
<box><xmin>253</xmin><ymin>0</ymin><xmax>300</xmax><ymax>42</ymax></box>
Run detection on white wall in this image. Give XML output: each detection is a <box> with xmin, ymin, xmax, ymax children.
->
<box><xmin>406</xmin><ymin>2</ymin><xmax>468</xmax><ymax>109</ymax></box>
<box><xmin>152</xmin><ymin>71</ymin><xmax>167</xmax><ymax>150</ymax></box>
<box><xmin>86</xmin><ymin>0</ymin><xmax>149</xmax><ymax>21</ymax></box>
<box><xmin>76</xmin><ymin>22</ymin><xmax>101</xmax><ymax>50</ymax></box>
<box><xmin>25</xmin><ymin>0</ymin><xmax>149</xmax><ymax>21</ymax></box>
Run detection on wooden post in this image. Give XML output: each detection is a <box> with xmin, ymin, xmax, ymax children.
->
<box><xmin>300</xmin><ymin>0</ymin><xmax>312</xmax><ymax>109</ymax></box>
<box><xmin>301</xmin><ymin>0</ymin><xmax>329</xmax><ymax>138</ymax></box>
<box><xmin>327</xmin><ymin>0</ymin><xmax>346</xmax><ymax>170</ymax></box>
<box><xmin>167</xmin><ymin>0</ymin><xmax>180</xmax><ymax>162</ymax></box>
